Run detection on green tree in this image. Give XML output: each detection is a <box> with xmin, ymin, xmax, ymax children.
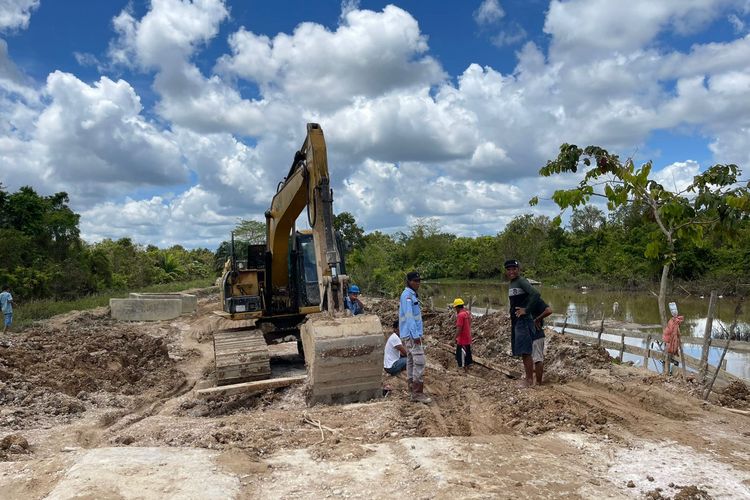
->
<box><xmin>533</xmin><ymin>144</ymin><xmax>750</xmax><ymax>325</ymax></box>
<box><xmin>334</xmin><ymin>212</ymin><xmax>365</xmax><ymax>251</ymax></box>
<box><xmin>569</xmin><ymin>205</ymin><xmax>606</xmax><ymax>234</ymax></box>
<box><xmin>234</xmin><ymin>219</ymin><xmax>266</xmax><ymax>244</ymax></box>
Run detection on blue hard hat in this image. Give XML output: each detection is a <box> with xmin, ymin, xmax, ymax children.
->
<box><xmin>349</xmin><ymin>285</ymin><xmax>361</xmax><ymax>294</ymax></box>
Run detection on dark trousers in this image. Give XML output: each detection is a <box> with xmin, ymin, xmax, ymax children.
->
<box><xmin>455</xmin><ymin>344</ymin><xmax>473</xmax><ymax>368</ymax></box>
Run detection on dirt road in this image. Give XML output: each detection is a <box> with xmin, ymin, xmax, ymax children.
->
<box><xmin>1</xmin><ymin>293</ymin><xmax>748</xmax><ymax>499</ymax></box>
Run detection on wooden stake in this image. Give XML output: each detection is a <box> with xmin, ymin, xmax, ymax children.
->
<box><xmin>619</xmin><ymin>329</ymin><xmax>626</xmax><ymax>362</ymax></box>
<box><xmin>643</xmin><ymin>335</ymin><xmax>651</xmax><ymax>370</ymax></box>
<box><xmin>561</xmin><ymin>314</ymin><xmax>568</xmax><ymax>335</ymax></box>
<box><xmin>596</xmin><ymin>310</ymin><xmax>605</xmax><ymax>346</ymax></box>
<box><xmin>703</xmin><ymin>339</ymin><xmax>730</xmax><ymax>400</ymax></box>
<box><xmin>678</xmin><ymin>337</ymin><xmax>687</xmax><ymax>378</ymax></box>
<box><xmin>700</xmin><ymin>291</ymin><xmax>718</xmax><ymax>380</ymax></box>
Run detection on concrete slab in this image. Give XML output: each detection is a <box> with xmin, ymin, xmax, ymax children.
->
<box><xmin>110</xmin><ymin>298</ymin><xmax>182</xmax><ymax>321</ymax></box>
<box><xmin>45</xmin><ymin>447</ymin><xmax>239</xmax><ymax>500</ymax></box>
<box><xmin>129</xmin><ymin>292</ymin><xmax>197</xmax><ymax>314</ymax></box>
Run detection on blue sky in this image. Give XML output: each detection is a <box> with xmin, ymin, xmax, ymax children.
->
<box><xmin>1</xmin><ymin>0</ymin><xmax>749</xmax><ymax>248</ymax></box>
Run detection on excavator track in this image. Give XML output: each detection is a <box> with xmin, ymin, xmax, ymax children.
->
<box><xmin>213</xmin><ymin>327</ymin><xmax>271</xmax><ymax>386</ymax></box>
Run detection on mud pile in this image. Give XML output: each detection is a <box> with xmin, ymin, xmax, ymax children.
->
<box><xmin>0</xmin><ymin>310</ymin><xmax>185</xmax><ymax>430</ymax></box>
<box><xmin>718</xmin><ymin>380</ymin><xmax>749</xmax><ymax>409</ymax></box>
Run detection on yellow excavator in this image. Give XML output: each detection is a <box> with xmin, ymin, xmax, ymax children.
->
<box><xmin>214</xmin><ymin>123</ymin><xmax>383</xmax><ymax>404</ymax></box>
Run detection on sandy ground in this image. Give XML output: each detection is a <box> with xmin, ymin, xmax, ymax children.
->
<box><xmin>0</xmin><ymin>293</ymin><xmax>748</xmax><ymax>499</ymax></box>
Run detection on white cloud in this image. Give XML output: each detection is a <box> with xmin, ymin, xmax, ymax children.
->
<box><xmin>474</xmin><ymin>0</ymin><xmax>505</xmax><ymax>26</ymax></box>
<box><xmin>216</xmin><ymin>5</ymin><xmax>445</xmax><ymax>110</ymax></box>
<box><xmin>545</xmin><ymin>0</ymin><xmax>739</xmax><ymax>60</ymax></box>
<box><xmin>0</xmin><ymin>0</ymin><xmax>38</xmax><ymax>32</ymax></box>
<box><xmin>0</xmin><ymin>37</ymin><xmax>35</xmax><ymax>100</ymax></box>
<box><xmin>709</xmin><ymin>126</ymin><xmax>750</xmax><ymax>168</ymax></box>
<box><xmin>79</xmin><ymin>186</ymin><xmax>240</xmax><ymax>248</ymax></box>
<box><xmin>1</xmin><ymin>71</ymin><xmax>187</xmax><ymax>207</ymax></box>
<box><xmin>728</xmin><ymin>13</ymin><xmax>746</xmax><ymax>32</ymax></box>
<box><xmin>491</xmin><ymin>24</ymin><xmax>527</xmax><ymax>47</ymax></box>
<box><xmin>652</xmin><ymin>160</ymin><xmax>702</xmax><ymax>193</ymax></box>
<box><xmin>109</xmin><ymin>0</ymin><xmax>229</xmax><ymax>69</ymax></box>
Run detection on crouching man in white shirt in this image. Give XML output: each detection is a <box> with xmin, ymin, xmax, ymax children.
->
<box><xmin>384</xmin><ymin>320</ymin><xmax>407</xmax><ymax>375</ymax></box>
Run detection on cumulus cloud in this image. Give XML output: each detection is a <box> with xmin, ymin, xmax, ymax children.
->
<box><xmin>1</xmin><ymin>71</ymin><xmax>187</xmax><ymax>207</ymax></box>
<box><xmin>79</xmin><ymin>186</ymin><xmax>242</xmax><ymax>248</ymax></box>
<box><xmin>474</xmin><ymin>0</ymin><xmax>505</xmax><ymax>26</ymax></box>
<box><xmin>544</xmin><ymin>0</ymin><xmax>739</xmax><ymax>60</ymax></box>
<box><xmin>216</xmin><ymin>5</ymin><xmax>445</xmax><ymax>110</ymax></box>
<box><xmin>0</xmin><ymin>0</ymin><xmax>39</xmax><ymax>32</ymax></box>
<box><xmin>652</xmin><ymin>160</ymin><xmax>702</xmax><ymax>192</ymax></box>
<box><xmin>108</xmin><ymin>0</ymin><xmax>228</xmax><ymax>69</ymax></box>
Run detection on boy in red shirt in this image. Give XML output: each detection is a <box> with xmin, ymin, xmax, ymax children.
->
<box><xmin>453</xmin><ymin>298</ymin><xmax>473</xmax><ymax>371</ymax></box>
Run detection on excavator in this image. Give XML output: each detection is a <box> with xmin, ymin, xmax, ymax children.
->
<box><xmin>213</xmin><ymin>123</ymin><xmax>383</xmax><ymax>404</ymax></box>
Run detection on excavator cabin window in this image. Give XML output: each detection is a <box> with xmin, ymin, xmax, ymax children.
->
<box><xmin>297</xmin><ymin>233</ymin><xmax>320</xmax><ymax>307</ymax></box>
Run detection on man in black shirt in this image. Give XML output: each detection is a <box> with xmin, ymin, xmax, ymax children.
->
<box><xmin>505</xmin><ymin>259</ymin><xmax>552</xmax><ymax>387</ymax></box>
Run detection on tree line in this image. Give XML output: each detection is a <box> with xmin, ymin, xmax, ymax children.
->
<box><xmin>0</xmin><ymin>185</ymin><xmax>214</xmax><ymax>300</ymax></box>
<box><xmin>341</xmin><ymin>204</ymin><xmax>750</xmax><ymax>297</ymax></box>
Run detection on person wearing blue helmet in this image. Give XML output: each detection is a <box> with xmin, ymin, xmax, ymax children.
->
<box><xmin>344</xmin><ymin>284</ymin><xmax>365</xmax><ymax>315</ymax></box>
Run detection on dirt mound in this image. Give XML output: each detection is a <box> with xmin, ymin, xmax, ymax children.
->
<box><xmin>718</xmin><ymin>380</ymin><xmax>749</xmax><ymax>409</ymax></box>
<box><xmin>371</xmin><ymin>298</ymin><xmax>612</xmax><ymax>381</ymax></box>
<box><xmin>0</xmin><ymin>310</ymin><xmax>185</xmax><ymax>430</ymax></box>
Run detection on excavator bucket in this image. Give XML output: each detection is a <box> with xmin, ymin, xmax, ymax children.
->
<box><xmin>301</xmin><ymin>314</ymin><xmax>385</xmax><ymax>405</ymax></box>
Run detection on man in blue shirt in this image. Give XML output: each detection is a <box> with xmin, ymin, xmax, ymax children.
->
<box><xmin>399</xmin><ymin>271</ymin><xmax>431</xmax><ymax>403</ymax></box>
<box><xmin>0</xmin><ymin>285</ymin><xmax>13</xmax><ymax>334</ymax></box>
<box><xmin>344</xmin><ymin>285</ymin><xmax>365</xmax><ymax>315</ymax></box>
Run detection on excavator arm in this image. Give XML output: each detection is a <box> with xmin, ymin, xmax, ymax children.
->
<box><xmin>265</xmin><ymin>123</ymin><xmax>347</xmax><ymax>314</ymax></box>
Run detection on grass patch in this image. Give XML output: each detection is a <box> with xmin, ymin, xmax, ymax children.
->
<box><xmin>13</xmin><ymin>278</ymin><xmax>217</xmax><ymax>328</ymax></box>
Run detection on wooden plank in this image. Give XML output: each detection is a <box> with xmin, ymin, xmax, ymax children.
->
<box><xmin>196</xmin><ymin>375</ymin><xmax>306</xmax><ymax>398</ymax></box>
<box><xmin>553</xmin><ymin>322</ymin><xmax>654</xmax><ymax>340</ymax></box>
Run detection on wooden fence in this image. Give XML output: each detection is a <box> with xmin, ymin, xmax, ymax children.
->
<box><xmin>551</xmin><ymin>321</ymin><xmax>749</xmax><ymax>386</ymax></box>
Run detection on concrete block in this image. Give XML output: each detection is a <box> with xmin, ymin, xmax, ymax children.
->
<box><xmin>110</xmin><ymin>298</ymin><xmax>183</xmax><ymax>321</ymax></box>
<box><xmin>302</xmin><ymin>314</ymin><xmax>384</xmax><ymax>406</ymax></box>
<box><xmin>128</xmin><ymin>293</ymin><xmax>197</xmax><ymax>314</ymax></box>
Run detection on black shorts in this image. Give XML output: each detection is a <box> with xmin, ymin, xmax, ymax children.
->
<box><xmin>455</xmin><ymin>344</ymin><xmax>473</xmax><ymax>368</ymax></box>
<box><xmin>513</xmin><ymin>316</ymin><xmax>535</xmax><ymax>356</ymax></box>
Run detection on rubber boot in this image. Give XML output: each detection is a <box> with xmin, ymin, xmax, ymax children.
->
<box><xmin>410</xmin><ymin>382</ymin><xmax>432</xmax><ymax>404</ymax></box>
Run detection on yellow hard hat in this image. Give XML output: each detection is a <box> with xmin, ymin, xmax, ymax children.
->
<box><xmin>452</xmin><ymin>298</ymin><xmax>465</xmax><ymax>307</ymax></box>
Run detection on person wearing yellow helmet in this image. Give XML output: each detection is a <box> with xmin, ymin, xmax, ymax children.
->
<box><xmin>452</xmin><ymin>298</ymin><xmax>473</xmax><ymax>371</ymax></box>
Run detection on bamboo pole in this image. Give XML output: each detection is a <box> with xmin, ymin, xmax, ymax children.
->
<box><xmin>643</xmin><ymin>335</ymin><xmax>652</xmax><ymax>370</ymax></box>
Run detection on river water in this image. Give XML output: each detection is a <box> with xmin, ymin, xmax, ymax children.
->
<box><xmin>423</xmin><ymin>282</ymin><xmax>750</xmax><ymax>380</ymax></box>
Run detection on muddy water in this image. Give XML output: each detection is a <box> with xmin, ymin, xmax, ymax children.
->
<box><xmin>424</xmin><ymin>282</ymin><xmax>750</xmax><ymax>380</ymax></box>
